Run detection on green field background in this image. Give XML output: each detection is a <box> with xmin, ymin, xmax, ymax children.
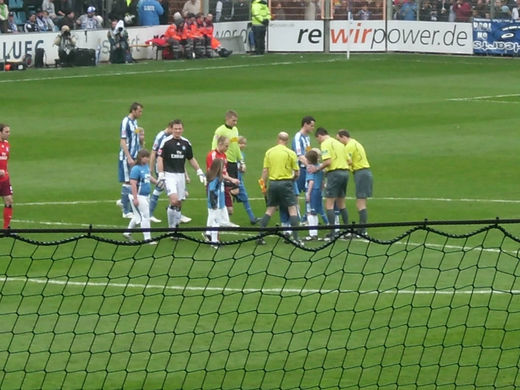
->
<box><xmin>1</xmin><ymin>53</ymin><xmax>519</xmax><ymax>231</ymax></box>
<box><xmin>1</xmin><ymin>53</ymin><xmax>520</xmax><ymax>389</ymax></box>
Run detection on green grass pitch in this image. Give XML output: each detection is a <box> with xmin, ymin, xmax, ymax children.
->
<box><xmin>1</xmin><ymin>53</ymin><xmax>520</xmax><ymax>389</ymax></box>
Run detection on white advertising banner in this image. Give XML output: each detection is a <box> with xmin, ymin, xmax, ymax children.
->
<box><xmin>0</xmin><ymin>25</ymin><xmax>166</xmax><ymax>65</ymax></box>
<box><xmin>268</xmin><ymin>20</ymin><xmax>324</xmax><ymax>52</ymax></box>
<box><xmin>0</xmin><ymin>20</ymin><xmax>473</xmax><ymax>64</ymax></box>
<box><xmin>330</xmin><ymin>20</ymin><xmax>473</xmax><ymax>54</ymax></box>
<box><xmin>386</xmin><ymin>21</ymin><xmax>472</xmax><ymax>54</ymax></box>
<box><xmin>330</xmin><ymin>20</ymin><xmax>386</xmax><ymax>52</ymax></box>
<box><xmin>0</xmin><ymin>22</ymin><xmax>250</xmax><ymax>65</ymax></box>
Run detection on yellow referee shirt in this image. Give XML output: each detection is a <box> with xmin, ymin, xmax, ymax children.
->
<box><xmin>263</xmin><ymin>144</ymin><xmax>299</xmax><ymax>180</ymax></box>
<box><xmin>345</xmin><ymin>138</ymin><xmax>370</xmax><ymax>171</ymax></box>
<box><xmin>320</xmin><ymin>137</ymin><xmax>350</xmax><ymax>171</ymax></box>
<box><xmin>211</xmin><ymin>124</ymin><xmax>241</xmax><ymax>163</ymax></box>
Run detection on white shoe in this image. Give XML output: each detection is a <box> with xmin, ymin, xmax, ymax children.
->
<box><xmin>150</xmin><ymin>216</ymin><xmax>162</xmax><ymax>223</ymax></box>
<box><xmin>220</xmin><ymin>221</ymin><xmax>239</xmax><ymax>227</ymax></box>
<box><xmin>148</xmin><ymin>241</ymin><xmax>158</xmax><ymax>245</ymax></box>
<box><xmin>116</xmin><ymin>199</ymin><xmax>123</xmax><ymax>209</ymax></box>
<box><xmin>180</xmin><ymin>215</ymin><xmax>192</xmax><ymax>223</ymax></box>
<box><xmin>201</xmin><ymin>232</ymin><xmax>211</xmax><ymax>242</ymax></box>
<box><xmin>123</xmin><ymin>212</ymin><xmax>134</xmax><ymax>219</ymax></box>
<box><xmin>123</xmin><ymin>232</ymin><xmax>135</xmax><ymax>242</ymax></box>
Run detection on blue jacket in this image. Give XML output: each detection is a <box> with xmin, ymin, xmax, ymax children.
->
<box><xmin>138</xmin><ymin>0</ymin><xmax>164</xmax><ymax>26</ymax></box>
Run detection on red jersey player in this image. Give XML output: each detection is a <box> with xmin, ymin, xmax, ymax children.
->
<box><xmin>0</xmin><ymin>124</ymin><xmax>12</xmax><ymax>229</ymax></box>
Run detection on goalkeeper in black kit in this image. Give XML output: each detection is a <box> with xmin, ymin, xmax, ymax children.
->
<box><xmin>156</xmin><ymin>119</ymin><xmax>206</xmax><ymax>229</ymax></box>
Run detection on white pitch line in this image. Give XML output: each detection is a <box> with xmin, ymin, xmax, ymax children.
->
<box><xmin>0</xmin><ymin>276</ymin><xmax>518</xmax><ymax>295</ymax></box>
<box><xmin>0</xmin><ymin>58</ymin><xmax>341</xmax><ymax>84</ymax></box>
<box><xmin>15</xmin><ymin>196</ymin><xmax>520</xmax><ymax>206</ymax></box>
<box><xmin>447</xmin><ymin>93</ymin><xmax>520</xmax><ymax>102</ymax></box>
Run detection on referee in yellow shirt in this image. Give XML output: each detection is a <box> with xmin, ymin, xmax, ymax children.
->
<box><xmin>257</xmin><ymin>132</ymin><xmax>300</xmax><ymax>245</ymax></box>
<box><xmin>337</xmin><ymin>129</ymin><xmax>373</xmax><ymax>236</ymax></box>
<box><xmin>307</xmin><ymin>127</ymin><xmax>350</xmax><ymax>239</ymax></box>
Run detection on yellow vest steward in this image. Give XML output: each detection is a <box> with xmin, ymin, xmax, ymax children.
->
<box><xmin>251</xmin><ymin>0</ymin><xmax>271</xmax><ymax>26</ymax></box>
<box><xmin>263</xmin><ymin>144</ymin><xmax>299</xmax><ymax>180</ymax></box>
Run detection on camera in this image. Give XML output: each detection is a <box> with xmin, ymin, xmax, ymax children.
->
<box><xmin>62</xmin><ymin>30</ymin><xmax>70</xmax><ymax>37</ymax></box>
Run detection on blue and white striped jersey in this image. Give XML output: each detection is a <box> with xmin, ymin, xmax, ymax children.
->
<box><xmin>119</xmin><ymin>115</ymin><xmax>140</xmax><ymax>161</ymax></box>
<box><xmin>292</xmin><ymin>131</ymin><xmax>311</xmax><ymax>168</ymax></box>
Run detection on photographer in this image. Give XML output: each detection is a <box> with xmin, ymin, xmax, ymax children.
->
<box><xmin>54</xmin><ymin>25</ymin><xmax>77</xmax><ymax>66</ymax></box>
<box><xmin>108</xmin><ymin>19</ymin><xmax>132</xmax><ymax>64</ymax></box>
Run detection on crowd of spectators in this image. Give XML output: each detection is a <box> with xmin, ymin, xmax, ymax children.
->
<box><xmin>0</xmin><ymin>0</ymin><xmax>519</xmax><ymax>35</ymax></box>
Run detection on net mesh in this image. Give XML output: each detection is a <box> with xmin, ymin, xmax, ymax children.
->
<box><xmin>1</xmin><ymin>223</ymin><xmax>519</xmax><ymax>389</ymax></box>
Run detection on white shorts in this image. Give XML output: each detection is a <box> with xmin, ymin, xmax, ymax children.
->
<box><xmin>165</xmin><ymin>172</ymin><xmax>186</xmax><ymax>199</ymax></box>
<box><xmin>128</xmin><ymin>194</ymin><xmax>150</xmax><ymax>224</ymax></box>
<box><xmin>208</xmin><ymin>208</ymin><xmax>229</xmax><ymax>227</ymax></box>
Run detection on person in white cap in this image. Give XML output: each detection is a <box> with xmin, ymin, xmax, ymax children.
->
<box><xmin>76</xmin><ymin>6</ymin><xmax>101</xmax><ymax>29</ymax></box>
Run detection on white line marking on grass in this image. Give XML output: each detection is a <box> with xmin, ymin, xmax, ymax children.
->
<box><xmin>447</xmin><ymin>93</ymin><xmax>520</xmax><ymax>103</ymax></box>
<box><xmin>0</xmin><ymin>276</ymin><xmax>519</xmax><ymax>295</ymax></box>
<box><xmin>16</xmin><ymin>196</ymin><xmax>520</xmax><ymax>207</ymax></box>
<box><xmin>0</xmin><ymin>58</ymin><xmax>341</xmax><ymax>84</ymax></box>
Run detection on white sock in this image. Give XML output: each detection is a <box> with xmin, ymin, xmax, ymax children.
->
<box><xmin>308</xmin><ymin>214</ymin><xmax>318</xmax><ymax>236</ymax></box>
<box><xmin>141</xmin><ymin>218</ymin><xmax>151</xmax><ymax>241</ymax></box>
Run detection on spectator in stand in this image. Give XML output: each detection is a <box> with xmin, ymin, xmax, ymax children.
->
<box><xmin>234</xmin><ymin>0</ymin><xmax>249</xmax><ymax>20</ymax></box>
<box><xmin>399</xmin><ymin>0</ymin><xmax>417</xmax><ymax>19</ymax></box>
<box><xmin>473</xmin><ymin>0</ymin><xmax>489</xmax><ymax>18</ymax></box>
<box><xmin>272</xmin><ymin>1</ymin><xmax>287</xmax><ymax>19</ymax></box>
<box><xmin>54</xmin><ymin>24</ymin><xmax>77</xmax><ymax>66</ymax></box>
<box><xmin>0</xmin><ymin>0</ymin><xmax>9</xmax><ymax>33</ymax></box>
<box><xmin>38</xmin><ymin>9</ymin><xmax>56</xmax><ymax>31</ymax></box>
<box><xmin>59</xmin><ymin>9</ymin><xmax>75</xmax><ymax>29</ymax></box>
<box><xmin>109</xmin><ymin>0</ymin><xmax>128</xmax><ymax>22</ymax></box>
<box><xmin>304</xmin><ymin>0</ymin><xmax>317</xmax><ymax>19</ymax></box>
<box><xmin>42</xmin><ymin>0</ymin><xmax>57</xmax><ymax>20</ymax></box>
<box><xmin>24</xmin><ymin>11</ymin><xmax>40</xmax><ymax>32</ymax></box>
<box><xmin>511</xmin><ymin>0</ymin><xmax>519</xmax><ymax>19</ymax></box>
<box><xmin>334</xmin><ymin>0</ymin><xmax>349</xmax><ymax>19</ymax></box>
<box><xmin>419</xmin><ymin>0</ymin><xmax>433</xmax><ymax>20</ymax></box>
<box><xmin>122</xmin><ymin>0</ymin><xmax>139</xmax><ymax>26</ymax></box>
<box><xmin>356</xmin><ymin>2</ymin><xmax>371</xmax><ymax>19</ymax></box>
<box><xmin>453</xmin><ymin>0</ymin><xmax>471</xmax><ymax>21</ymax></box>
<box><xmin>138</xmin><ymin>0</ymin><xmax>164</xmax><ymax>25</ymax></box>
<box><xmin>158</xmin><ymin>0</ymin><xmax>168</xmax><ymax>23</ymax></box>
<box><xmin>77</xmin><ymin>6</ymin><xmax>101</xmax><ymax>29</ymax></box>
<box><xmin>7</xmin><ymin>11</ymin><xmax>18</xmax><ymax>32</ymax></box>
<box><xmin>55</xmin><ymin>0</ymin><xmax>73</xmax><ymax>19</ymax></box>
<box><xmin>436</xmin><ymin>0</ymin><xmax>451</xmax><ymax>21</ymax></box>
<box><xmin>495</xmin><ymin>0</ymin><xmax>511</xmax><ymax>18</ymax></box>
<box><xmin>182</xmin><ymin>0</ymin><xmax>201</xmax><ymax>17</ymax></box>
<box><xmin>214</xmin><ymin>0</ymin><xmax>222</xmax><ymax>21</ymax></box>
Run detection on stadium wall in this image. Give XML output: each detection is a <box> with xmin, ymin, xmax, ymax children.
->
<box><xmin>2</xmin><ymin>19</ymin><xmax>515</xmax><ymax>64</ymax></box>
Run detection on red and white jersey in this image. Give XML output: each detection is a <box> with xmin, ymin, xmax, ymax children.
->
<box><xmin>206</xmin><ymin>149</ymin><xmax>228</xmax><ymax>175</ymax></box>
<box><xmin>0</xmin><ymin>140</ymin><xmax>9</xmax><ymax>182</ymax></box>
